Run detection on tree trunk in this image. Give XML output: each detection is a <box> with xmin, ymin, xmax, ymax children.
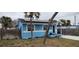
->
<box><xmin>30</xmin><ymin>18</ymin><xmax>33</xmax><ymax>39</ymax></box>
<box><xmin>0</xmin><ymin>28</ymin><xmax>3</xmax><ymax>40</ymax></box>
<box><xmin>43</xmin><ymin>12</ymin><xmax>58</xmax><ymax>44</ymax></box>
<box><xmin>0</xmin><ymin>24</ymin><xmax>4</xmax><ymax>40</ymax></box>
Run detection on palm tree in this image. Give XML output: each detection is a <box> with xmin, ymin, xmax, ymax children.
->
<box><xmin>24</xmin><ymin>12</ymin><xmax>40</xmax><ymax>39</ymax></box>
<box><xmin>0</xmin><ymin>16</ymin><xmax>12</xmax><ymax>39</ymax></box>
<box><xmin>35</xmin><ymin>12</ymin><xmax>40</xmax><ymax>20</ymax></box>
<box><xmin>60</xmin><ymin>19</ymin><xmax>71</xmax><ymax>26</ymax></box>
<box><xmin>43</xmin><ymin>12</ymin><xmax>58</xmax><ymax>44</ymax></box>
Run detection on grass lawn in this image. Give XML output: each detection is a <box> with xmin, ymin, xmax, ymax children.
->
<box><xmin>0</xmin><ymin>38</ymin><xmax>79</xmax><ymax>47</ymax></box>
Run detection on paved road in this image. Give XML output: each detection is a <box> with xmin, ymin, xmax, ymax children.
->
<box><xmin>61</xmin><ymin>35</ymin><xmax>79</xmax><ymax>40</ymax></box>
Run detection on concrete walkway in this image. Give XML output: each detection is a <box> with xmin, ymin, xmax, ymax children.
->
<box><xmin>61</xmin><ymin>35</ymin><xmax>79</xmax><ymax>40</ymax></box>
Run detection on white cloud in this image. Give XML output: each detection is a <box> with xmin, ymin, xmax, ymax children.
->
<box><xmin>0</xmin><ymin>12</ymin><xmax>24</xmax><ymax>20</ymax></box>
<box><xmin>0</xmin><ymin>12</ymin><xmax>79</xmax><ymax>25</ymax></box>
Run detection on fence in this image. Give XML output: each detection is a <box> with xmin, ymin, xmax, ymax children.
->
<box><xmin>0</xmin><ymin>28</ymin><xmax>20</xmax><ymax>39</ymax></box>
<box><xmin>62</xmin><ymin>28</ymin><xmax>79</xmax><ymax>36</ymax></box>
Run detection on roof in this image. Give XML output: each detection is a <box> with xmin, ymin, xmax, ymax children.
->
<box><xmin>18</xmin><ymin>18</ymin><xmax>58</xmax><ymax>23</ymax></box>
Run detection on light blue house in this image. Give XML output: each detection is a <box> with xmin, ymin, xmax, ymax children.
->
<box><xmin>17</xmin><ymin>19</ymin><xmax>62</xmax><ymax>39</ymax></box>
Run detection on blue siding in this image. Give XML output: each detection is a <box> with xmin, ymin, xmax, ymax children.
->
<box><xmin>21</xmin><ymin>31</ymin><xmax>57</xmax><ymax>39</ymax></box>
<box><xmin>22</xmin><ymin>32</ymin><xmax>31</xmax><ymax>39</ymax></box>
<box><xmin>33</xmin><ymin>31</ymin><xmax>45</xmax><ymax>37</ymax></box>
<box><xmin>17</xmin><ymin>21</ymin><xmax>22</xmax><ymax>30</ymax></box>
<box><xmin>21</xmin><ymin>30</ymin><xmax>58</xmax><ymax>39</ymax></box>
<box><xmin>21</xmin><ymin>31</ymin><xmax>45</xmax><ymax>39</ymax></box>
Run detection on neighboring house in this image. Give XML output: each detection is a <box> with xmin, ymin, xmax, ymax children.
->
<box><xmin>17</xmin><ymin>19</ymin><xmax>62</xmax><ymax>39</ymax></box>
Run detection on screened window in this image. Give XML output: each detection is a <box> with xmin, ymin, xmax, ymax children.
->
<box><xmin>23</xmin><ymin>24</ymin><xmax>27</xmax><ymax>31</ymax></box>
<box><xmin>44</xmin><ymin>25</ymin><xmax>48</xmax><ymax>30</ymax></box>
<box><xmin>35</xmin><ymin>25</ymin><xmax>42</xmax><ymax>30</ymax></box>
<box><xmin>28</xmin><ymin>24</ymin><xmax>34</xmax><ymax>31</ymax></box>
<box><xmin>57</xmin><ymin>29</ymin><xmax>61</xmax><ymax>34</ymax></box>
<box><xmin>44</xmin><ymin>25</ymin><xmax>53</xmax><ymax>30</ymax></box>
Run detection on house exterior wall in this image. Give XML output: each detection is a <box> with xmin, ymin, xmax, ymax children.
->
<box><xmin>17</xmin><ymin>21</ymin><xmax>62</xmax><ymax>39</ymax></box>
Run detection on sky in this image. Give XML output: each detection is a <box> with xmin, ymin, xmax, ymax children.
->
<box><xmin>0</xmin><ymin>12</ymin><xmax>79</xmax><ymax>25</ymax></box>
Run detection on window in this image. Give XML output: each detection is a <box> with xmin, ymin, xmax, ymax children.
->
<box><xmin>49</xmin><ymin>25</ymin><xmax>53</xmax><ymax>29</ymax></box>
<box><xmin>35</xmin><ymin>25</ymin><xmax>42</xmax><ymax>30</ymax></box>
<box><xmin>53</xmin><ymin>26</ymin><xmax>55</xmax><ymax>33</ymax></box>
<box><xmin>44</xmin><ymin>25</ymin><xmax>53</xmax><ymax>30</ymax></box>
<box><xmin>23</xmin><ymin>24</ymin><xmax>27</xmax><ymax>31</ymax></box>
<box><xmin>28</xmin><ymin>24</ymin><xmax>34</xmax><ymax>31</ymax></box>
<box><xmin>57</xmin><ymin>29</ymin><xmax>61</xmax><ymax>34</ymax></box>
<box><xmin>44</xmin><ymin>25</ymin><xmax>48</xmax><ymax>30</ymax></box>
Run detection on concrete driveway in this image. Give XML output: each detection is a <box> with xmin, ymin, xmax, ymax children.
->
<box><xmin>61</xmin><ymin>35</ymin><xmax>79</xmax><ymax>40</ymax></box>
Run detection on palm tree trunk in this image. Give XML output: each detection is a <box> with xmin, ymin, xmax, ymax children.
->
<box><xmin>1</xmin><ymin>28</ymin><xmax>3</xmax><ymax>40</ymax></box>
<box><xmin>43</xmin><ymin>12</ymin><xmax>58</xmax><ymax>44</ymax></box>
<box><xmin>30</xmin><ymin>18</ymin><xmax>33</xmax><ymax>39</ymax></box>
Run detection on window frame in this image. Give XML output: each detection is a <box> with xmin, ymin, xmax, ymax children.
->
<box><xmin>35</xmin><ymin>24</ymin><xmax>43</xmax><ymax>31</ymax></box>
<box><xmin>28</xmin><ymin>24</ymin><xmax>34</xmax><ymax>31</ymax></box>
<box><xmin>22</xmin><ymin>24</ymin><xmax>27</xmax><ymax>31</ymax></box>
